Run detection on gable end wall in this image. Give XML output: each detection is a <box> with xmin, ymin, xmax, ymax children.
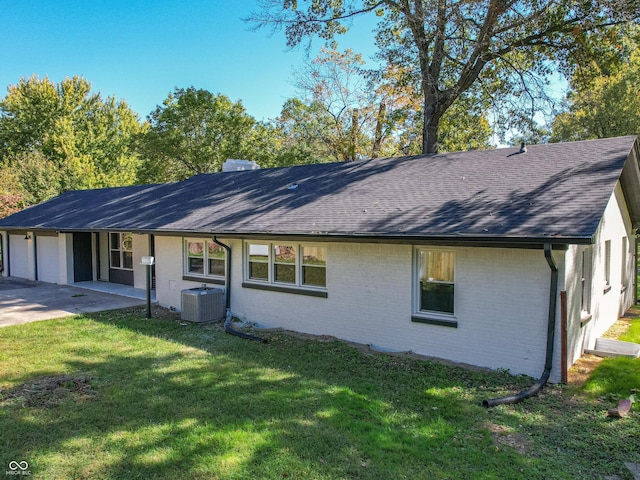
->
<box><xmin>564</xmin><ymin>182</ymin><xmax>636</xmax><ymax>365</ymax></box>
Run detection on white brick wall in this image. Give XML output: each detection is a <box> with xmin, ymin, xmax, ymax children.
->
<box><xmin>226</xmin><ymin>240</ymin><xmax>557</xmax><ymax>379</ymax></box>
<box><xmin>132</xmin><ymin>234</ymin><xmax>151</xmax><ymax>290</ymax></box>
<box><xmin>563</xmin><ymin>244</ymin><xmax>590</xmax><ymax>369</ymax></box>
<box><xmin>0</xmin><ymin>227</ymin><xmax>584</xmax><ymax>381</ymax></box>
<box><xmin>154</xmin><ymin>236</ymin><xmax>228</xmax><ymax>310</ymax></box>
<box><xmin>577</xmin><ymin>183</ymin><xmax>635</xmax><ymax>351</ymax></box>
<box><xmin>147</xmin><ymin>208</ymin><xmax>636</xmax><ymax>382</ymax></box>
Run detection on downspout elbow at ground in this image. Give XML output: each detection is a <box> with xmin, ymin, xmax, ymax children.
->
<box><xmin>212</xmin><ymin>236</ymin><xmax>266</xmax><ymax>344</ymax></box>
<box><xmin>483</xmin><ymin>243</ymin><xmax>558</xmax><ymax>408</ymax></box>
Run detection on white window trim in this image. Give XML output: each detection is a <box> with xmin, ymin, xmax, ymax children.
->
<box><xmin>183</xmin><ymin>238</ymin><xmax>226</xmax><ymax>280</ymax></box>
<box><xmin>604</xmin><ymin>239</ymin><xmax>611</xmax><ymax>293</ymax></box>
<box><xmin>580</xmin><ymin>246</ymin><xmax>593</xmax><ymax>323</ymax></box>
<box><xmin>243</xmin><ymin>241</ymin><xmax>327</xmax><ymax>292</ymax></box>
<box><xmin>413</xmin><ymin>247</ymin><xmax>457</xmax><ymax>322</ymax></box>
<box><xmin>620</xmin><ymin>236</ymin><xmax>628</xmax><ymax>291</ymax></box>
<box><xmin>109</xmin><ymin>232</ymin><xmax>133</xmax><ymax>271</ymax></box>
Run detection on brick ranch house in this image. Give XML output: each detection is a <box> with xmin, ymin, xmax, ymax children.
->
<box><xmin>1</xmin><ymin>135</ymin><xmax>639</xmax><ymax>384</ymax></box>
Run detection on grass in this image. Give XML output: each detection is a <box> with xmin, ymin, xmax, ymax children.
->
<box><xmin>0</xmin><ymin>308</ymin><xmax>638</xmax><ymax>479</ymax></box>
<box><xmin>583</xmin><ymin>316</ymin><xmax>640</xmax><ymax>401</ymax></box>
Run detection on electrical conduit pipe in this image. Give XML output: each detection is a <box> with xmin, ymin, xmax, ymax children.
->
<box><xmin>483</xmin><ymin>243</ymin><xmax>558</xmax><ymax>407</ymax></box>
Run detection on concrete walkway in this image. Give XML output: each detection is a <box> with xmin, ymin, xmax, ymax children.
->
<box><xmin>0</xmin><ymin>277</ymin><xmax>146</xmax><ymax>327</ymax></box>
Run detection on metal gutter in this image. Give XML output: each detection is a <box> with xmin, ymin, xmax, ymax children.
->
<box><xmin>0</xmin><ymin>226</ymin><xmax>592</xmax><ymax>248</ymax></box>
<box><xmin>483</xmin><ymin>243</ymin><xmax>559</xmax><ymax>407</ymax></box>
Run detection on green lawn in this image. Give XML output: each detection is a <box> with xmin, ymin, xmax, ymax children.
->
<box><xmin>583</xmin><ymin>316</ymin><xmax>640</xmax><ymax>400</ymax></box>
<box><xmin>0</xmin><ymin>309</ymin><xmax>638</xmax><ymax>479</ymax></box>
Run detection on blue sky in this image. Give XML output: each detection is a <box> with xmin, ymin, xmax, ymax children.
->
<box><xmin>1</xmin><ymin>0</ymin><xmax>377</xmax><ymax>122</ymax></box>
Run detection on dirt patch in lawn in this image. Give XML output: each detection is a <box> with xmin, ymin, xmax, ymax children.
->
<box><xmin>568</xmin><ymin>354</ymin><xmax>604</xmax><ymax>386</ymax></box>
<box><xmin>487</xmin><ymin>423</ymin><xmax>531</xmax><ymax>456</ymax></box>
<box><xmin>0</xmin><ymin>375</ymin><xmax>98</xmax><ymax>408</ymax></box>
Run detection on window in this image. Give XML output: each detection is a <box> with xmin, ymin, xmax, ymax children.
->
<box><xmin>581</xmin><ymin>248</ymin><xmax>592</xmax><ymax>315</ymax></box>
<box><xmin>302</xmin><ymin>246</ymin><xmax>327</xmax><ymax>287</ymax></box>
<box><xmin>604</xmin><ymin>240</ymin><xmax>611</xmax><ymax>292</ymax></box>
<box><xmin>274</xmin><ymin>245</ymin><xmax>296</xmax><ymax>284</ymax></box>
<box><xmin>184</xmin><ymin>239</ymin><xmax>226</xmax><ymax>279</ymax></box>
<box><xmin>245</xmin><ymin>242</ymin><xmax>327</xmax><ymax>290</ymax></box>
<box><xmin>621</xmin><ymin>237</ymin><xmax>627</xmax><ymax>289</ymax></box>
<box><xmin>208</xmin><ymin>243</ymin><xmax>225</xmax><ymax>277</ymax></box>
<box><xmin>110</xmin><ymin>232</ymin><xmax>133</xmax><ymax>270</ymax></box>
<box><xmin>186</xmin><ymin>241</ymin><xmax>205</xmax><ymax>274</ymax></box>
<box><xmin>417</xmin><ymin>249</ymin><xmax>455</xmax><ymax>315</ymax></box>
<box><xmin>248</xmin><ymin>244</ymin><xmax>269</xmax><ymax>280</ymax></box>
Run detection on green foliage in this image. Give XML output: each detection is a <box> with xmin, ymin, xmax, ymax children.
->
<box><xmin>582</xmin><ymin>318</ymin><xmax>639</xmax><ymax>401</ymax></box>
<box><xmin>136</xmin><ymin>87</ymin><xmax>277</xmax><ymax>182</ymax></box>
<box><xmin>551</xmin><ymin>27</ymin><xmax>640</xmax><ymax>141</ymax></box>
<box><xmin>0</xmin><ymin>75</ymin><xmax>145</xmax><ymax>212</ymax></box>
<box><xmin>286</xmin><ymin>48</ymin><xmax>375</xmax><ymax>161</ymax></box>
<box><xmin>583</xmin><ymin>356</ymin><xmax>640</xmax><ymax>400</ymax></box>
<box><xmin>620</xmin><ymin>317</ymin><xmax>640</xmax><ymax>344</ymax></box>
<box><xmin>279</xmin><ymin>48</ymin><xmax>493</xmax><ymax>161</ymax></box>
<box><xmin>250</xmin><ymin>1</ymin><xmax>640</xmax><ymax>153</ymax></box>
<box><xmin>2</xmin><ymin>151</ymin><xmax>62</xmax><ymax>205</ymax></box>
<box><xmin>399</xmin><ymin>93</ymin><xmax>494</xmax><ymax>155</ymax></box>
<box><xmin>0</xmin><ymin>169</ymin><xmax>25</xmax><ymax>218</ymax></box>
<box><xmin>268</xmin><ymin>99</ymin><xmax>329</xmax><ymax>165</ymax></box>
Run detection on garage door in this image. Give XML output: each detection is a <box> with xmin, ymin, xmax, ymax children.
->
<box><xmin>9</xmin><ymin>234</ymin><xmax>29</xmax><ymax>279</ymax></box>
<box><xmin>37</xmin><ymin>236</ymin><xmax>59</xmax><ymax>284</ymax></box>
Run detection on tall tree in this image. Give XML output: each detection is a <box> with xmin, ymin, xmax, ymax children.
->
<box><xmin>0</xmin><ymin>169</ymin><xmax>24</xmax><ymax>219</ymax></box>
<box><xmin>289</xmin><ymin>48</ymin><xmax>386</xmax><ymax>160</ymax></box>
<box><xmin>281</xmin><ymin>47</ymin><xmax>491</xmax><ymax>162</ymax></box>
<box><xmin>274</xmin><ymin>98</ymin><xmax>343</xmax><ymax>163</ymax></box>
<box><xmin>551</xmin><ymin>26</ymin><xmax>640</xmax><ymax>141</ymax></box>
<box><xmin>249</xmin><ymin>0</ymin><xmax>639</xmax><ymax>154</ymax></box>
<box><xmin>0</xmin><ymin>75</ymin><xmax>144</xmax><ymax>201</ymax></box>
<box><xmin>137</xmin><ymin>87</ymin><xmax>277</xmax><ymax>182</ymax></box>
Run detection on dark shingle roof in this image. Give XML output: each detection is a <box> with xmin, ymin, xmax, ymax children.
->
<box><xmin>1</xmin><ymin>136</ymin><xmax>638</xmax><ymax>244</ymax></box>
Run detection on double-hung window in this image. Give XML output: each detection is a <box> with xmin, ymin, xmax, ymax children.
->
<box><xmin>580</xmin><ymin>248</ymin><xmax>592</xmax><ymax>320</ymax></box>
<box><xmin>184</xmin><ymin>239</ymin><xmax>226</xmax><ymax>280</ymax></box>
<box><xmin>245</xmin><ymin>242</ymin><xmax>327</xmax><ymax>293</ymax></box>
<box><xmin>621</xmin><ymin>237</ymin><xmax>627</xmax><ymax>291</ymax></box>
<box><xmin>604</xmin><ymin>239</ymin><xmax>611</xmax><ymax>293</ymax></box>
<box><xmin>416</xmin><ymin>249</ymin><xmax>455</xmax><ymax>315</ymax></box>
<box><xmin>110</xmin><ymin>232</ymin><xmax>133</xmax><ymax>270</ymax></box>
<box><xmin>248</xmin><ymin>244</ymin><xmax>269</xmax><ymax>280</ymax></box>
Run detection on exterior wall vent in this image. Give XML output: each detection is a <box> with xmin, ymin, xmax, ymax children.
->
<box><xmin>180</xmin><ymin>287</ymin><xmax>225</xmax><ymax>323</ymax></box>
<box><xmin>222</xmin><ymin>159</ymin><xmax>260</xmax><ymax>172</ymax></box>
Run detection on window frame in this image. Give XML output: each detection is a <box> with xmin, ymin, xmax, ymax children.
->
<box><xmin>183</xmin><ymin>238</ymin><xmax>227</xmax><ymax>281</ymax></box>
<box><xmin>621</xmin><ymin>236</ymin><xmax>627</xmax><ymax>291</ymax></box>
<box><xmin>604</xmin><ymin>239</ymin><xmax>611</xmax><ymax>293</ymax></box>
<box><xmin>243</xmin><ymin>241</ymin><xmax>327</xmax><ymax>295</ymax></box>
<box><xmin>412</xmin><ymin>247</ymin><xmax>457</xmax><ymax>327</ymax></box>
<box><xmin>109</xmin><ymin>232</ymin><xmax>134</xmax><ymax>271</ymax></box>
<box><xmin>580</xmin><ymin>247</ymin><xmax>592</xmax><ymax>323</ymax></box>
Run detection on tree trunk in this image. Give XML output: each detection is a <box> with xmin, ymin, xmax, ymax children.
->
<box><xmin>422</xmin><ymin>97</ymin><xmax>441</xmax><ymax>155</ymax></box>
<box><xmin>371</xmin><ymin>102</ymin><xmax>386</xmax><ymax>159</ymax></box>
<box><xmin>348</xmin><ymin>108</ymin><xmax>359</xmax><ymax>161</ymax></box>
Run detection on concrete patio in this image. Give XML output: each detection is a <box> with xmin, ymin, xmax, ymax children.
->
<box><xmin>0</xmin><ymin>277</ymin><xmax>151</xmax><ymax>327</ymax></box>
